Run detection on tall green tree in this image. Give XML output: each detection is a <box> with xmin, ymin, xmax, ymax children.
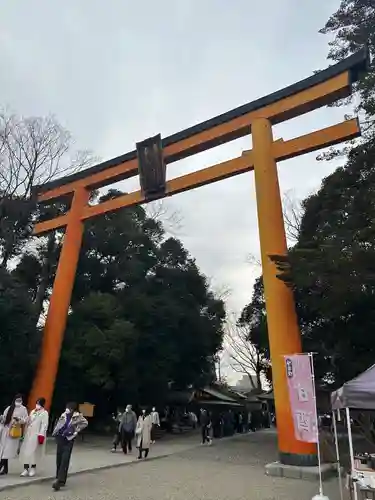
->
<box><xmin>54</xmin><ymin>190</ymin><xmax>225</xmax><ymax>411</ymax></box>
<box><xmin>0</xmin><ymin>268</ymin><xmax>39</xmax><ymax>409</ymax></box>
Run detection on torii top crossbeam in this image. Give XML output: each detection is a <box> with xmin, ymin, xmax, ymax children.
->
<box><xmin>33</xmin><ymin>49</ymin><xmax>367</xmax><ymax>209</ymax></box>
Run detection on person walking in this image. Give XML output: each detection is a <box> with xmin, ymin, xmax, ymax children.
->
<box><xmin>19</xmin><ymin>397</ymin><xmax>49</xmax><ymax>477</ymax></box>
<box><xmin>136</xmin><ymin>409</ymin><xmax>152</xmax><ymax>459</ymax></box>
<box><xmin>0</xmin><ymin>394</ymin><xmax>28</xmax><ymax>475</ymax></box>
<box><xmin>150</xmin><ymin>407</ymin><xmax>160</xmax><ymax>444</ymax></box>
<box><xmin>246</xmin><ymin>412</ymin><xmax>252</xmax><ymax>433</ymax></box>
<box><xmin>119</xmin><ymin>405</ymin><xmax>137</xmax><ymax>454</ymax></box>
<box><xmin>111</xmin><ymin>408</ymin><xmax>123</xmax><ymax>453</ymax></box>
<box><xmin>51</xmin><ymin>402</ymin><xmax>88</xmax><ymax>491</ymax></box>
<box><xmin>200</xmin><ymin>409</ymin><xmax>212</xmax><ymax>445</ymax></box>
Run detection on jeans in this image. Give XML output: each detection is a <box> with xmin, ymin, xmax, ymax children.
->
<box><xmin>55</xmin><ymin>436</ymin><xmax>74</xmax><ymax>485</ymax></box>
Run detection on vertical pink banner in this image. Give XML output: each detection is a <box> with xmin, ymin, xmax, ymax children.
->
<box><xmin>284</xmin><ymin>354</ymin><xmax>318</xmax><ymax>443</ymax></box>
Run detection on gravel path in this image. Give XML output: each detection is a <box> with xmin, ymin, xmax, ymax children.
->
<box><xmin>0</xmin><ymin>432</ymin><xmax>344</xmax><ymax>500</ymax></box>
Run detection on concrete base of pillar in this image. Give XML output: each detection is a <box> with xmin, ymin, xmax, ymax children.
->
<box><xmin>265</xmin><ymin>461</ymin><xmax>342</xmax><ymax>481</ymax></box>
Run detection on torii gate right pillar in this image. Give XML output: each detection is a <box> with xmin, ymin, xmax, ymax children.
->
<box><xmin>252</xmin><ymin>118</ymin><xmax>317</xmax><ymax>465</ymax></box>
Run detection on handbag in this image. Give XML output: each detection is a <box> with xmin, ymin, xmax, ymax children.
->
<box><xmin>9</xmin><ymin>424</ymin><xmax>22</xmax><ymax>439</ymax></box>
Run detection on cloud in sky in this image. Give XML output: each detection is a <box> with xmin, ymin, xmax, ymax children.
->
<box><xmin>0</xmin><ymin>0</ymin><xmax>347</xmax><ymax>314</ymax></box>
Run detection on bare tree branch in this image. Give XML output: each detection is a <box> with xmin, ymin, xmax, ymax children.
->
<box><xmin>0</xmin><ymin>111</ymin><xmax>96</xmax><ymax>199</ymax></box>
<box><xmin>224</xmin><ymin>314</ymin><xmax>265</xmax><ymax>391</ymax></box>
<box><xmin>282</xmin><ymin>189</ymin><xmax>303</xmax><ymax>244</ymax></box>
<box><xmin>0</xmin><ymin>110</ymin><xmax>97</xmax><ymax>297</ymax></box>
<box><xmin>209</xmin><ymin>281</ymin><xmax>232</xmax><ymax>301</ymax></box>
<box><xmin>245</xmin><ymin>253</ymin><xmax>261</xmax><ymax>268</ymax></box>
<box><xmin>146</xmin><ymin>200</ymin><xmax>184</xmax><ymax>236</ymax></box>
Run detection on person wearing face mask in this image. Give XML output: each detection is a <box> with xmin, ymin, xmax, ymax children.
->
<box><xmin>135</xmin><ymin>408</ymin><xmax>152</xmax><ymax>459</ymax></box>
<box><xmin>150</xmin><ymin>407</ymin><xmax>160</xmax><ymax>444</ymax></box>
<box><xmin>51</xmin><ymin>402</ymin><xmax>88</xmax><ymax>491</ymax></box>
<box><xmin>0</xmin><ymin>394</ymin><xmax>28</xmax><ymax>475</ymax></box>
<box><xmin>119</xmin><ymin>405</ymin><xmax>137</xmax><ymax>454</ymax></box>
<box><xmin>19</xmin><ymin>397</ymin><xmax>49</xmax><ymax>477</ymax></box>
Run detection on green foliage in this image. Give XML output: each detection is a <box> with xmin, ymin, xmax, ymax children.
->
<box><xmin>0</xmin><ymin>268</ymin><xmax>40</xmax><ymax>408</ymax></box>
<box><xmin>291</xmin><ymin>136</ymin><xmax>375</xmax><ymax>386</ymax></box>
<box><xmin>0</xmin><ymin>195</ymin><xmax>36</xmax><ymax>267</ymax></box>
<box><xmin>54</xmin><ymin>190</ymin><xmax>225</xmax><ymax>410</ymax></box>
<box><xmin>0</xmin><ymin>110</ymin><xmax>225</xmax><ymax>415</ymax></box>
<box><xmin>243</xmin><ymin>139</ymin><xmax>375</xmax><ymax>388</ymax></box>
<box><xmin>320</xmin><ymin>0</ymin><xmax>375</xmax><ymax>137</ymax></box>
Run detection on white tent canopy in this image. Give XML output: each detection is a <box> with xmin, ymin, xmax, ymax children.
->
<box><xmin>331</xmin><ymin>364</ymin><xmax>375</xmax><ymax>410</ymax></box>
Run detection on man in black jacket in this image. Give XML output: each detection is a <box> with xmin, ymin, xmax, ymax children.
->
<box><xmin>119</xmin><ymin>405</ymin><xmax>137</xmax><ymax>454</ymax></box>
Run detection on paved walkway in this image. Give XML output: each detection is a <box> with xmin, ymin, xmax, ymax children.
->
<box><xmin>0</xmin><ymin>432</ymin><xmax>203</xmax><ymax>492</ymax></box>
<box><xmin>0</xmin><ymin>431</ymin><xmax>345</xmax><ymax>500</ymax></box>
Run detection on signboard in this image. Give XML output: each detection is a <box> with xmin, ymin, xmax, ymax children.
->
<box><xmin>284</xmin><ymin>354</ymin><xmax>318</xmax><ymax>443</ymax></box>
<box><xmin>79</xmin><ymin>402</ymin><xmax>95</xmax><ymax>418</ymax></box>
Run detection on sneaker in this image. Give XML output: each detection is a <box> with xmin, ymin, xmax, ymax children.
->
<box><xmin>29</xmin><ymin>468</ymin><xmax>36</xmax><ymax>477</ymax></box>
<box><xmin>110</xmin><ymin>448</ymin><xmax>116</xmax><ymax>453</ymax></box>
<box><xmin>20</xmin><ymin>469</ymin><xmax>29</xmax><ymax>477</ymax></box>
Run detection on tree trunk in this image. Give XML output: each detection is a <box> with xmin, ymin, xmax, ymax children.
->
<box><xmin>247</xmin><ymin>372</ymin><xmax>256</xmax><ymax>390</ymax></box>
<box><xmin>255</xmin><ymin>353</ymin><xmax>262</xmax><ymax>391</ymax></box>
<box><xmin>34</xmin><ymin>232</ymin><xmax>56</xmax><ymax>321</ymax></box>
<box><xmin>0</xmin><ymin>249</ymin><xmax>11</xmax><ymax>269</ymax></box>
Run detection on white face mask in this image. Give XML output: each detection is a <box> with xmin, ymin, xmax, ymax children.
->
<box><xmin>65</xmin><ymin>408</ymin><xmax>71</xmax><ymax>414</ymax></box>
<box><xmin>142</xmin><ymin>409</ymin><xmax>146</xmax><ymax>414</ymax></box>
<box><xmin>35</xmin><ymin>404</ymin><xmax>42</xmax><ymax>410</ymax></box>
<box><xmin>15</xmin><ymin>401</ymin><xmax>22</xmax><ymax>407</ymax></box>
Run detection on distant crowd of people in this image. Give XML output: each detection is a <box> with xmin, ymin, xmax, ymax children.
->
<box><xmin>197</xmin><ymin>407</ymin><xmax>271</xmax><ymax>443</ymax></box>
<box><xmin>111</xmin><ymin>405</ymin><xmax>160</xmax><ymax>459</ymax></box>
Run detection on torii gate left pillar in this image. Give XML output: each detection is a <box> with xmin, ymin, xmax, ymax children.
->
<box><xmin>28</xmin><ymin>187</ymin><xmax>89</xmax><ymax>408</ymax></box>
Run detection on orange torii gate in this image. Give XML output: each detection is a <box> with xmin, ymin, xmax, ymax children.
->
<box><xmin>29</xmin><ymin>48</ymin><xmax>368</xmax><ymax>466</ymax></box>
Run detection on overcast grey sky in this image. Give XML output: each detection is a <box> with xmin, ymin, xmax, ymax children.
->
<box><xmin>0</xmin><ymin>0</ymin><xmax>349</xmax><ymax>315</ymax></box>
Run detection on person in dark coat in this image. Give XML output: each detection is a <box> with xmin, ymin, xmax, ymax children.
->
<box><xmin>200</xmin><ymin>409</ymin><xmax>212</xmax><ymax>445</ymax></box>
<box><xmin>51</xmin><ymin>402</ymin><xmax>88</xmax><ymax>491</ymax></box>
<box><xmin>111</xmin><ymin>408</ymin><xmax>123</xmax><ymax>452</ymax></box>
<box><xmin>119</xmin><ymin>405</ymin><xmax>137</xmax><ymax>454</ymax></box>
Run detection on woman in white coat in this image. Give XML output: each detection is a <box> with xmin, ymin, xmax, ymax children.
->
<box><xmin>136</xmin><ymin>408</ymin><xmax>152</xmax><ymax>459</ymax></box>
<box><xmin>0</xmin><ymin>394</ymin><xmax>28</xmax><ymax>475</ymax></box>
<box><xmin>19</xmin><ymin>397</ymin><xmax>49</xmax><ymax>477</ymax></box>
